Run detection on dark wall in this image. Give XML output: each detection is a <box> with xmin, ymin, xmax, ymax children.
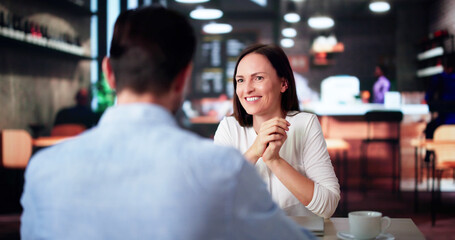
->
<box><xmin>282</xmin><ymin>2</ymin><xmax>430</xmax><ymax>94</ymax></box>
<box><xmin>395</xmin><ymin>2</ymin><xmax>429</xmax><ymax>92</ymax></box>
<box><xmin>307</xmin><ymin>15</ymin><xmax>396</xmax><ymax>93</ymax></box>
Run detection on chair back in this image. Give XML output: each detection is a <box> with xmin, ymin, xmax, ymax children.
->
<box><xmin>364</xmin><ymin>110</ymin><xmax>403</xmax><ymax>122</ymax></box>
<box><xmin>1</xmin><ymin>129</ymin><xmax>33</xmax><ymax>169</ymax></box>
<box><xmin>51</xmin><ymin>124</ymin><xmax>86</xmax><ymax>136</ymax></box>
<box><xmin>364</xmin><ymin>110</ymin><xmax>403</xmax><ymax>140</ymax></box>
<box><xmin>433</xmin><ymin>125</ymin><xmax>455</xmax><ymax>168</ymax></box>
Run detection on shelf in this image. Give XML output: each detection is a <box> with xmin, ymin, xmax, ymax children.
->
<box><xmin>0</xmin><ymin>27</ymin><xmax>93</xmax><ymax>60</ymax></box>
<box><xmin>416</xmin><ymin>30</ymin><xmax>454</xmax><ymax>78</ymax></box>
<box><xmin>416</xmin><ymin>65</ymin><xmax>444</xmax><ymax>78</ymax></box>
<box><xmin>417</xmin><ymin>47</ymin><xmax>444</xmax><ymax>61</ymax></box>
<box><xmin>43</xmin><ymin>0</ymin><xmax>93</xmax><ymax>16</ymax></box>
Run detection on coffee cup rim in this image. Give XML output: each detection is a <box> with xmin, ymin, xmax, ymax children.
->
<box><xmin>348</xmin><ymin>211</ymin><xmax>382</xmax><ymax>217</ymax></box>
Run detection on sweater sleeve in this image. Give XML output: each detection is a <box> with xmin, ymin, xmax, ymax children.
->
<box><xmin>301</xmin><ymin>115</ymin><xmax>340</xmax><ymax>218</ymax></box>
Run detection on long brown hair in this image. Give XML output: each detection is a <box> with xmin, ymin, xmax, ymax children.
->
<box><xmin>233</xmin><ymin>44</ymin><xmax>300</xmax><ymax>127</ymax></box>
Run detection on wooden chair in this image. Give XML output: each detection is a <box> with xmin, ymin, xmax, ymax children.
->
<box><xmin>431</xmin><ymin>124</ymin><xmax>455</xmax><ymax>226</ymax></box>
<box><xmin>51</xmin><ymin>124</ymin><xmax>86</xmax><ymax>137</ymax></box>
<box><xmin>360</xmin><ymin>110</ymin><xmax>403</xmax><ymax>193</ymax></box>
<box><xmin>0</xmin><ymin>129</ymin><xmax>33</xmax><ymax>169</ymax></box>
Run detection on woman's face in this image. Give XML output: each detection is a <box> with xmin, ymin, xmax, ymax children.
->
<box><xmin>375</xmin><ymin>66</ymin><xmax>383</xmax><ymax>77</ymax></box>
<box><xmin>235</xmin><ymin>53</ymin><xmax>288</xmax><ymax>118</ymax></box>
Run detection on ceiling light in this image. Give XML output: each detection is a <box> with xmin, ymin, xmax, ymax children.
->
<box><xmin>284</xmin><ymin>13</ymin><xmax>300</xmax><ymax>23</ymax></box>
<box><xmin>308</xmin><ymin>16</ymin><xmax>334</xmax><ymax>30</ymax></box>
<box><xmin>312</xmin><ymin>35</ymin><xmax>338</xmax><ymax>52</ymax></box>
<box><xmin>190</xmin><ymin>6</ymin><xmax>223</xmax><ymax>20</ymax></box>
<box><xmin>175</xmin><ymin>0</ymin><xmax>210</xmax><ymax>3</ymax></box>
<box><xmin>369</xmin><ymin>1</ymin><xmax>390</xmax><ymax>13</ymax></box>
<box><xmin>203</xmin><ymin>22</ymin><xmax>232</xmax><ymax>34</ymax></box>
<box><xmin>282</xmin><ymin>28</ymin><xmax>297</xmax><ymax>38</ymax></box>
<box><xmin>280</xmin><ymin>38</ymin><xmax>294</xmax><ymax>48</ymax></box>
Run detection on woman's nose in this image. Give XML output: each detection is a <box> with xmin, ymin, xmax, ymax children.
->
<box><xmin>245</xmin><ymin>80</ymin><xmax>254</xmax><ymax>93</ymax></box>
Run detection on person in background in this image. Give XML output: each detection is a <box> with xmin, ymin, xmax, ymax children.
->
<box><xmin>21</xmin><ymin>6</ymin><xmax>315</xmax><ymax>240</ymax></box>
<box><xmin>214</xmin><ymin>44</ymin><xmax>340</xmax><ymax>218</ymax></box>
<box><xmin>54</xmin><ymin>88</ymin><xmax>98</xmax><ymax>128</ymax></box>
<box><xmin>423</xmin><ymin>61</ymin><xmax>455</xmax><ymax>162</ymax></box>
<box><xmin>372</xmin><ymin>64</ymin><xmax>391</xmax><ymax>104</ymax></box>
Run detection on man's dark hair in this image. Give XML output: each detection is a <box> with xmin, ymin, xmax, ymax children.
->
<box><xmin>109</xmin><ymin>6</ymin><xmax>196</xmax><ymax>95</ymax></box>
<box><xmin>233</xmin><ymin>44</ymin><xmax>300</xmax><ymax>127</ymax></box>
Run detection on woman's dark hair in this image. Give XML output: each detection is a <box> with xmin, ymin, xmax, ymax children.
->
<box><xmin>109</xmin><ymin>5</ymin><xmax>196</xmax><ymax>95</ymax></box>
<box><xmin>233</xmin><ymin>44</ymin><xmax>300</xmax><ymax>127</ymax></box>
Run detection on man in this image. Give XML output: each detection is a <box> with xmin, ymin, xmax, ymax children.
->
<box><xmin>21</xmin><ymin>6</ymin><xmax>315</xmax><ymax>240</ymax></box>
<box><xmin>54</xmin><ymin>88</ymin><xmax>98</xmax><ymax>129</ymax></box>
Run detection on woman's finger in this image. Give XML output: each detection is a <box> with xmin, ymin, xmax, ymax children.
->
<box><xmin>262</xmin><ymin>118</ymin><xmax>290</xmax><ymax>131</ymax></box>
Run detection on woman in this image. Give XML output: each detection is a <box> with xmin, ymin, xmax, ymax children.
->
<box><xmin>214</xmin><ymin>44</ymin><xmax>340</xmax><ymax>218</ymax></box>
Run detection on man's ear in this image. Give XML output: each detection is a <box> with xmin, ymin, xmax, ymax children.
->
<box><xmin>280</xmin><ymin>78</ymin><xmax>289</xmax><ymax>93</ymax></box>
<box><xmin>102</xmin><ymin>57</ymin><xmax>116</xmax><ymax>90</ymax></box>
<box><xmin>172</xmin><ymin>62</ymin><xmax>193</xmax><ymax>94</ymax></box>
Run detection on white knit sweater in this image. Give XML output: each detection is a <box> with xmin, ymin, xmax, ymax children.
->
<box><xmin>214</xmin><ymin>111</ymin><xmax>340</xmax><ymax>218</ymax></box>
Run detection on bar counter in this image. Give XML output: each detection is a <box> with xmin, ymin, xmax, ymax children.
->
<box><xmin>301</xmin><ymin>102</ymin><xmax>429</xmax><ymax>116</ymax></box>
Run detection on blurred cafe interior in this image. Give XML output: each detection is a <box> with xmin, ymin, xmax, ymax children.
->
<box><xmin>1</xmin><ymin>0</ymin><xmax>455</xmax><ymax>238</ymax></box>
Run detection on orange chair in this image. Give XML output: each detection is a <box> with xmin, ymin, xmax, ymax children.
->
<box><xmin>0</xmin><ymin>129</ymin><xmax>33</xmax><ymax>169</ymax></box>
<box><xmin>431</xmin><ymin>125</ymin><xmax>455</xmax><ymax>226</ymax></box>
<box><xmin>51</xmin><ymin>124</ymin><xmax>86</xmax><ymax>136</ymax></box>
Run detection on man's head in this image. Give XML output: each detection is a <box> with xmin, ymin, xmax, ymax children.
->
<box><xmin>375</xmin><ymin>65</ymin><xmax>387</xmax><ymax>77</ymax></box>
<box><xmin>103</xmin><ymin>6</ymin><xmax>196</xmax><ymax>111</ymax></box>
<box><xmin>75</xmin><ymin>88</ymin><xmax>90</xmax><ymax>106</ymax></box>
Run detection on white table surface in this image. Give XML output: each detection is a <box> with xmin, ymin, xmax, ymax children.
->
<box><xmin>292</xmin><ymin>217</ymin><xmax>426</xmax><ymax>240</ymax></box>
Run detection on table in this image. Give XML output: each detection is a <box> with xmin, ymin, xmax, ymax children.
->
<box><xmin>32</xmin><ymin>136</ymin><xmax>73</xmax><ymax>147</ymax></box>
<box><xmin>325</xmin><ymin>139</ymin><xmax>350</xmax><ymax>214</ymax></box>
<box><xmin>292</xmin><ymin>217</ymin><xmax>426</xmax><ymax>240</ymax></box>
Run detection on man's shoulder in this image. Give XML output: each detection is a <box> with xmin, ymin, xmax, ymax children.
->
<box><xmin>180</xmin><ymin>129</ymin><xmax>245</xmax><ymax>164</ymax></box>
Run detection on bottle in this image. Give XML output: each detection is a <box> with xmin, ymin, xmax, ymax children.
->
<box><xmin>12</xmin><ymin>14</ymin><xmax>22</xmax><ymax>31</ymax></box>
<box><xmin>23</xmin><ymin>20</ymin><xmax>31</xmax><ymax>34</ymax></box>
<box><xmin>0</xmin><ymin>11</ymin><xmax>4</xmax><ymax>27</ymax></box>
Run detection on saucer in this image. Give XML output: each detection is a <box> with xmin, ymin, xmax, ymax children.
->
<box><xmin>336</xmin><ymin>231</ymin><xmax>395</xmax><ymax>240</ymax></box>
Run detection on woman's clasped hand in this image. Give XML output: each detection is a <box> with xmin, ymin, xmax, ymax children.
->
<box><xmin>246</xmin><ymin>117</ymin><xmax>290</xmax><ymax>164</ymax></box>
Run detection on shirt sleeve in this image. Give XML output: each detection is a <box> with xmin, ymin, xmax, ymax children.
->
<box><xmin>231</xmin><ymin>160</ymin><xmax>317</xmax><ymax>240</ymax></box>
<box><xmin>20</xmin><ymin>156</ymin><xmax>44</xmax><ymax>239</ymax></box>
<box><xmin>213</xmin><ymin>117</ymin><xmax>234</xmax><ymax>147</ymax></box>
<box><xmin>301</xmin><ymin>115</ymin><xmax>341</xmax><ymax>218</ymax></box>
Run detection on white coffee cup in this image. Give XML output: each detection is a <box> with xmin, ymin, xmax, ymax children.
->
<box><xmin>348</xmin><ymin>211</ymin><xmax>391</xmax><ymax>239</ymax></box>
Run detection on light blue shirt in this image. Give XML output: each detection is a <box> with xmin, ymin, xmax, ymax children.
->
<box><xmin>21</xmin><ymin>104</ymin><xmax>315</xmax><ymax>240</ymax></box>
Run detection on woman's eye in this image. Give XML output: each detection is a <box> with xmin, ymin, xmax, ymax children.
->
<box><xmin>236</xmin><ymin>78</ymin><xmax>244</xmax><ymax>83</ymax></box>
<box><xmin>256</xmin><ymin>76</ymin><xmax>264</xmax><ymax>81</ymax></box>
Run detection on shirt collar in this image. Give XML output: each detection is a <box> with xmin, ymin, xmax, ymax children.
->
<box><xmin>98</xmin><ymin>103</ymin><xmax>177</xmax><ymax>127</ymax></box>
